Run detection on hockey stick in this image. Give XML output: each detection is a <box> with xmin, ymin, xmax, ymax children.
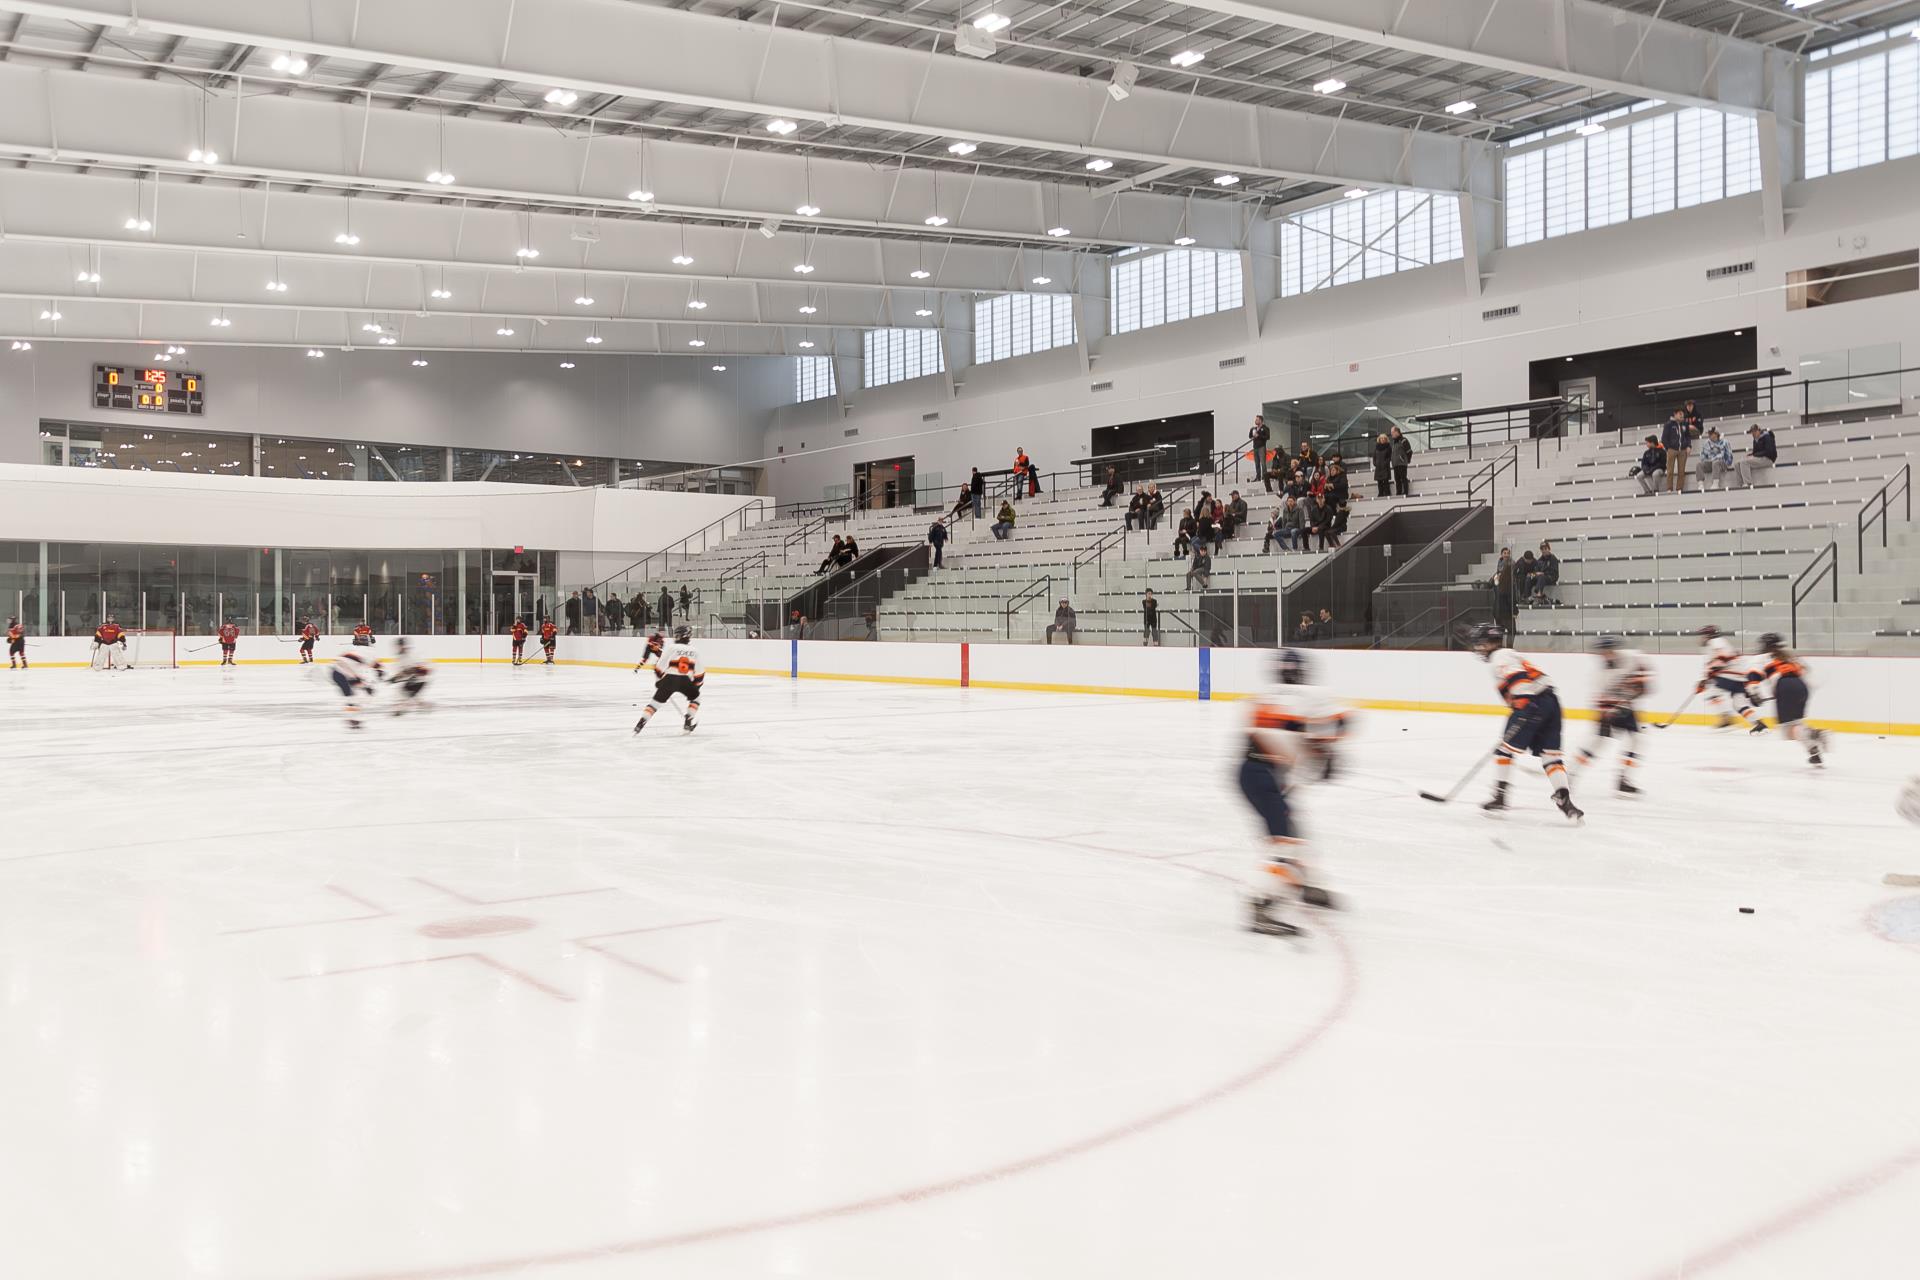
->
<box><xmin>1651</xmin><ymin>690</ymin><xmax>1697</xmax><ymax>730</ymax></box>
<box><xmin>1419</xmin><ymin>753</ymin><xmax>1490</xmax><ymax>803</ymax></box>
<box><xmin>1885</xmin><ymin>874</ymin><xmax>1920</xmax><ymax>887</ymax></box>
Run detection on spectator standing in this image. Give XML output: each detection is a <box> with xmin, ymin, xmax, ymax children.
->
<box><xmin>1372</xmin><ymin>433</ymin><xmax>1393</xmax><ymax>497</ymax></box>
<box><xmin>969</xmin><ymin>467</ymin><xmax>986</xmax><ymax>518</ymax></box>
<box><xmin>1681</xmin><ymin>399</ymin><xmax>1704</xmax><ymax>436</ymax></box>
<box><xmin>628</xmin><ymin>593</ymin><xmax>647</xmax><ymax>632</ymax></box>
<box><xmin>816</xmin><ymin>534</ymin><xmax>845</xmax><ymax>574</ymax></box>
<box><xmin>658</xmin><ymin>585</ymin><xmax>674</xmax><ymax>632</ymax></box>
<box><xmin>1013</xmin><ymin>447</ymin><xmax>1031</xmax><ymax>497</ymax></box>
<box><xmin>1695</xmin><ymin>427</ymin><xmax>1734</xmax><ymax>489</ymax></box>
<box><xmin>1173</xmin><ymin>508</ymin><xmax>1197</xmax><ymax>558</ymax></box>
<box><xmin>1662</xmin><ymin>409</ymin><xmax>1693</xmax><ymax>494</ymax></box>
<box><xmin>564</xmin><ymin>590</ymin><xmax>583</xmax><ymax>635</ymax></box>
<box><xmin>1492</xmin><ymin>548</ymin><xmax>1515</xmax><ymax>634</ymax></box>
<box><xmin>1534</xmin><ymin>541</ymin><xmax>1561</xmax><ymax>605</ymax></box>
<box><xmin>1100</xmin><ymin>465</ymin><xmax>1123</xmax><ymax>507</ymax></box>
<box><xmin>927</xmin><ymin>518</ymin><xmax>948</xmax><ymax>568</ymax></box>
<box><xmin>605</xmin><ymin>590</ymin><xmax>622</xmax><ymax>635</ymax></box>
<box><xmin>1250</xmin><ymin>415</ymin><xmax>1272</xmax><ymax>487</ymax></box>
<box><xmin>1389</xmin><ymin>426</ymin><xmax>1413</xmax><ymax>496</ymax></box>
<box><xmin>991</xmin><ymin>500</ymin><xmax>1016</xmax><ymax>540</ymax></box>
<box><xmin>1141</xmin><ymin>589</ymin><xmax>1161</xmax><ymax>646</ymax></box>
<box><xmin>1044</xmin><ymin>599</ymin><xmax>1077</xmax><ymax>645</ymax></box>
<box><xmin>583</xmin><ymin>586</ymin><xmax>599</xmax><ymax>635</ymax></box>
<box><xmin>1326</xmin><ymin>464</ymin><xmax>1350</xmax><ymax>545</ymax></box>
<box><xmin>1025</xmin><ymin>453</ymin><xmax>1042</xmax><ymax>497</ymax></box>
<box><xmin>1186</xmin><ymin>546</ymin><xmax>1213</xmax><ymax>591</ymax></box>
<box><xmin>1736</xmin><ymin>423</ymin><xmax>1776</xmax><ymax>487</ymax></box>
<box><xmin>1634</xmin><ymin>435</ymin><xmax>1667</xmax><ymax>496</ymax></box>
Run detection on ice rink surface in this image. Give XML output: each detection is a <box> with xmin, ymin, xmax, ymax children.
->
<box><xmin>3</xmin><ymin>659</ymin><xmax>1918</xmax><ymax>1280</ymax></box>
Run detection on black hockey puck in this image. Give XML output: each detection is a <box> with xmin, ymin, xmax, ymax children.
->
<box><xmin>1738</xmin><ymin>907</ymin><xmax>1755</xmax><ymax>914</ymax></box>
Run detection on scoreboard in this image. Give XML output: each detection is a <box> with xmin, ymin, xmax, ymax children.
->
<box><xmin>93</xmin><ymin>364</ymin><xmax>206</xmax><ymax>415</ymax></box>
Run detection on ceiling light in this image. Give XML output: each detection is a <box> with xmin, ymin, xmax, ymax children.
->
<box><xmin>1577</xmin><ymin>121</ymin><xmax>1606</xmax><ymax>137</ymax></box>
<box><xmin>585</xmin><ymin>334</ymin><xmax>604</xmax><ymax>344</ymax></box>
<box><xmin>924</xmin><ymin>214</ymin><xmax>949</xmax><ymax>226</ymax></box>
<box><xmin>361</xmin><ymin>322</ymin><xmax>382</xmax><ymax>333</ymax></box>
<box><xmin>1030</xmin><ymin>275</ymin><xmax>1051</xmax><ymax>285</ymax></box>
<box><xmin>188</xmin><ymin>148</ymin><xmax>219</xmax><ymax>165</ymax></box>
<box><xmin>574</xmin><ymin>295</ymin><xmax>596</xmax><ymax>306</ymax></box>
<box><xmin>9</xmin><ymin>341</ymin><xmax>30</xmax><ymax>351</ymax></box>
<box><xmin>560</xmin><ymin>361</ymin><xmax>576</xmax><ymax>369</ymax></box>
<box><xmin>1174</xmin><ymin>235</ymin><xmax>1196</xmax><ymax>246</ymax></box>
<box><xmin>947</xmin><ymin>141</ymin><xmax>977</xmax><ymax>156</ymax></box>
<box><xmin>765</xmin><ymin>118</ymin><xmax>799</xmax><ymax>136</ymax></box>
<box><xmin>270</xmin><ymin>53</ymin><xmax>309</xmax><ymax>75</ymax></box>
<box><xmin>795</xmin><ymin>203</ymin><xmax>820</xmax><ymax>217</ymax></box>
<box><xmin>629</xmin><ymin>189</ymin><xmax>655</xmax><ymax>202</ymax></box>
<box><xmin>798</xmin><ymin>304</ymin><xmax>818</xmax><ymax>314</ymax></box>
<box><xmin>687</xmin><ymin>298</ymin><xmax>708</xmax><ymax>310</ymax></box>
<box><xmin>1213</xmin><ymin>174</ymin><xmax>1240</xmax><ymax>186</ymax></box>
<box><xmin>672</xmin><ymin>254</ymin><xmax>694</xmax><ymax>265</ymax></box>
<box><xmin>306</xmin><ymin>349</ymin><xmax>324</xmax><ymax>358</ymax></box>
<box><xmin>39</xmin><ymin>308</ymin><xmax>61</xmax><ymax>320</ymax></box>
<box><xmin>411</xmin><ymin>359</ymin><xmax>428</xmax><ymax>367</ymax></box>
<box><xmin>124</xmin><ymin>217</ymin><xmax>152</xmax><ymax>231</ymax></box>
<box><xmin>1170</xmin><ymin>50</ymin><xmax>1205</xmax><ymax>68</ymax></box>
<box><xmin>688</xmin><ymin>339</ymin><xmax>706</xmax><ymax>347</ymax></box>
<box><xmin>265</xmin><ymin>279</ymin><xmax>289</xmax><ymax>292</ymax></box>
<box><xmin>544</xmin><ymin>88</ymin><xmax>579</xmax><ymax>106</ymax></box>
<box><xmin>1313</xmin><ymin>77</ymin><xmax>1346</xmax><ymax>95</ymax></box>
<box><xmin>972</xmin><ymin>12</ymin><xmax>1011</xmax><ymax>32</ymax></box>
<box><xmin>915</xmin><ymin>307</ymin><xmax>933</xmax><ymax>316</ymax></box>
<box><xmin>496</xmin><ymin>326</ymin><xmax>515</xmax><ymax>336</ymax></box>
<box><xmin>1343</xmin><ymin>187</ymin><xmax>1368</xmax><ymax>199</ymax></box>
<box><xmin>430</xmin><ymin>287</ymin><xmax>452</xmax><ymax>300</ymax></box>
<box><xmin>910</xmin><ymin>269</ymin><xmax>931</xmax><ymax>280</ymax></box>
<box><xmin>377</xmin><ymin>336</ymin><xmax>397</xmax><ymax>345</ymax></box>
<box><xmin>167</xmin><ymin>346</ymin><xmax>185</xmax><ymax>355</ymax></box>
<box><xmin>1047</xmin><ymin>226</ymin><xmax>1072</xmax><ymax>238</ymax></box>
<box><xmin>207</xmin><ymin>315</ymin><xmax>233</xmax><ymax>328</ymax></box>
<box><xmin>711</xmin><ymin>364</ymin><xmax>727</xmax><ymax>372</ymax></box>
<box><xmin>1445</xmin><ymin>100</ymin><xmax>1477</xmax><ymax>115</ymax></box>
<box><xmin>515</xmin><ymin>246</ymin><xmax>541</xmax><ymax>259</ymax></box>
<box><xmin>335</xmin><ymin>232</ymin><xmax>360</xmax><ymax>245</ymax></box>
<box><xmin>793</xmin><ymin>263</ymin><xmax>815</xmax><ymax>274</ymax></box>
<box><xmin>797</xmin><ymin>340</ymin><xmax>815</xmax><ymax>349</ymax></box>
<box><xmin>1085</xmin><ymin>158</ymin><xmax>1113</xmax><ymax>172</ymax></box>
<box><xmin>426</xmin><ymin>170</ymin><xmax>456</xmax><ymax>185</ymax></box>
<box><xmin>76</xmin><ymin>270</ymin><xmax>100</xmax><ymax>284</ymax></box>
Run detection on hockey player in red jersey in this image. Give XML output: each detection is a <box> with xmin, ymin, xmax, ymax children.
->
<box><xmin>633</xmin><ymin>630</ymin><xmax>665</xmax><ymax>674</ymax></box>
<box><xmin>7</xmin><ymin>617</ymin><xmax>24</xmax><ymax>669</ymax></box>
<box><xmin>298</xmin><ymin>619</ymin><xmax>319</xmax><ymax>664</ymax></box>
<box><xmin>510</xmin><ymin>617</ymin><xmax>530</xmax><ymax>666</ymax></box>
<box><xmin>217</xmin><ymin>620</ymin><xmax>239</xmax><ymax>666</ymax></box>
<box><xmin>1471</xmin><ymin>623</ymin><xmax>1582</xmax><ymax>821</ymax></box>
<box><xmin>538</xmin><ymin>618</ymin><xmax>558</xmax><ymax>664</ymax></box>
<box><xmin>93</xmin><ymin>618</ymin><xmax>128</xmax><ymax>670</ymax></box>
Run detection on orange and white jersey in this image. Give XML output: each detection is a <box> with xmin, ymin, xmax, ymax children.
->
<box><xmin>1489</xmin><ymin>648</ymin><xmax>1552</xmax><ymax>707</ymax></box>
<box><xmin>1702</xmin><ymin>636</ymin><xmax>1747</xmax><ymax>682</ymax></box>
<box><xmin>1248</xmin><ymin>684</ymin><xmax>1342</xmax><ymax>768</ymax></box>
<box><xmin>1599</xmin><ymin>650</ymin><xmax>1652</xmax><ymax>707</ymax></box>
<box><xmin>1746</xmin><ymin>654</ymin><xmax>1809</xmax><ymax>699</ymax></box>
<box><xmin>656</xmin><ymin>643</ymin><xmax>704</xmax><ymax>680</ymax></box>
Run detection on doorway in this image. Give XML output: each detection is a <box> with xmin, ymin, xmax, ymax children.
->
<box><xmin>1558</xmin><ymin>377</ymin><xmax>1597</xmax><ymax>434</ymax></box>
<box><xmin>853</xmin><ymin>456</ymin><xmax>915</xmax><ymax>509</ymax></box>
<box><xmin>491</xmin><ymin>572</ymin><xmax>540</xmax><ymax>634</ymax></box>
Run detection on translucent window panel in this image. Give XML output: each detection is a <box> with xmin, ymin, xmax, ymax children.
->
<box><xmin>1329</xmin><ymin>200</ymin><xmax>1365</xmax><ymax>285</ymax></box>
<box><xmin>1362</xmin><ymin>193</ymin><xmax>1395</xmax><ymax>277</ymax></box>
<box><xmin>1586</xmin><ymin>127</ymin><xmax>1631</xmax><ymax>228</ymax></box>
<box><xmin>1675</xmin><ymin>107</ymin><xmax>1725</xmax><ymax>208</ymax></box>
<box><xmin>1398</xmin><ymin>191</ymin><xmax>1434</xmax><ymax>266</ymax></box>
<box><xmin>1724</xmin><ymin>114</ymin><xmax>1762</xmax><ymax>196</ymax></box>
<box><xmin>973</xmin><ymin>292</ymin><xmax>1075</xmax><ymax>364</ymax></box>
<box><xmin>1629</xmin><ymin>113</ymin><xmax>1676</xmax><ymax>218</ymax></box>
<box><xmin>1280</xmin><ymin>221</ymin><xmax>1302</xmax><ymax>296</ymax></box>
<box><xmin>1805</xmin><ymin>66</ymin><xmax>1831</xmax><ymax>178</ymax></box>
<box><xmin>1504</xmin><ymin>149</ymin><xmax>1545</xmax><ymax>245</ymax></box>
<box><xmin>1543</xmin><ymin>140</ymin><xmax>1586</xmax><ymax>237</ymax></box>
<box><xmin>448</xmin><ymin>450</ymin><xmax>608</xmax><ymax>485</ymax></box>
<box><xmin>861</xmin><ymin>328</ymin><xmax>944</xmax><ymax>388</ymax></box>
<box><xmin>1432</xmin><ymin>195</ymin><xmax>1463</xmax><ymax>262</ymax></box>
<box><xmin>794</xmin><ymin>355</ymin><xmax>836</xmax><ymax>403</ymax></box>
<box><xmin>1109</xmin><ymin>248</ymin><xmax>1242</xmax><ymax>329</ymax></box>
<box><xmin>1892</xmin><ymin>42</ymin><xmax>1920</xmax><ymax>160</ymax></box>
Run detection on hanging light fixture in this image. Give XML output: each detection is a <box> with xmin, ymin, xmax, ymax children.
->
<box><xmin>629</xmin><ymin>139</ymin><xmax>655</xmax><ymax>204</ymax></box>
<box><xmin>427</xmin><ymin>109</ymin><xmax>456</xmax><ymax>184</ymax></box>
<box><xmin>188</xmin><ymin>86</ymin><xmax>220</xmax><ymax>164</ymax></box>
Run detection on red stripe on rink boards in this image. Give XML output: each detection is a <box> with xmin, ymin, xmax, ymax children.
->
<box><xmin>960</xmin><ymin>641</ymin><xmax>969</xmax><ymax>688</ymax></box>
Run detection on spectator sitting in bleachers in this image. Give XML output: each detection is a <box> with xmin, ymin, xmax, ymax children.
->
<box><xmin>1186</xmin><ymin>545</ymin><xmax>1212</xmax><ymax>590</ymax></box>
<box><xmin>838</xmin><ymin>536</ymin><xmax>859</xmax><ymax>566</ymax></box>
<box><xmin>1044</xmin><ymin>599</ymin><xmax>1077</xmax><ymax>645</ymax></box>
<box><xmin>951</xmin><ymin>486</ymin><xmax>973</xmax><ymax>521</ymax></box>
<box><xmin>1265</xmin><ymin>496</ymin><xmax>1304</xmax><ymax>552</ymax></box>
<box><xmin>1696</xmin><ymin>427</ymin><xmax>1734</xmax><ymax>490</ymax></box>
<box><xmin>1318</xmin><ymin>607</ymin><xmax>1337</xmax><ymax>640</ymax></box>
<box><xmin>816</xmin><ymin>534</ymin><xmax>845</xmax><ymax>574</ymax></box>
<box><xmin>1515</xmin><ymin>549</ymin><xmax>1538</xmax><ymax>605</ymax></box>
<box><xmin>1532</xmin><ymin>541</ymin><xmax>1561</xmax><ymax>605</ymax></box>
<box><xmin>991</xmin><ymin>500</ymin><xmax>1016</xmax><ymax>541</ymax></box>
<box><xmin>1124</xmin><ymin>487</ymin><xmax>1148</xmax><ymax>530</ymax></box>
<box><xmin>1373</xmin><ymin>433</ymin><xmax>1393</xmax><ymax>497</ymax></box>
<box><xmin>1736</xmin><ymin>423</ymin><xmax>1777</xmax><ymax>487</ymax></box>
<box><xmin>1682</xmin><ymin>398</ymin><xmax>1704</xmax><ymax>435</ymax></box>
<box><xmin>1144</xmin><ymin>483</ymin><xmax>1165</xmax><ymax>530</ymax></box>
<box><xmin>1296</xmin><ymin>441</ymin><xmax>1319</xmax><ymax>472</ymax></box>
<box><xmin>1173</xmin><ymin>508</ymin><xmax>1197</xmax><ymax>557</ymax></box>
<box><xmin>1634</xmin><ymin>434</ymin><xmax>1667</xmax><ymax>496</ymax></box>
<box><xmin>1226</xmin><ymin>490</ymin><xmax>1249</xmax><ymax>538</ymax></box>
<box><xmin>1295</xmin><ymin>611</ymin><xmax>1318</xmax><ymax>643</ymax></box>
<box><xmin>1100</xmin><ymin>466</ymin><xmax>1123</xmax><ymax>507</ymax></box>
<box><xmin>1307</xmin><ymin>493</ymin><xmax>1335</xmax><ymax>551</ymax></box>
<box><xmin>1194</xmin><ymin>500</ymin><xmax>1222</xmax><ymax>553</ymax></box>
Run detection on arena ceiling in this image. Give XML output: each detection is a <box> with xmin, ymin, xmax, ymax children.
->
<box><xmin>0</xmin><ymin>0</ymin><xmax>1908</xmax><ymax>357</ymax></box>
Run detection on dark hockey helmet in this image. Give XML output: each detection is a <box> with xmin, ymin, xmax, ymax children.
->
<box><xmin>1275</xmin><ymin>648</ymin><xmax>1310</xmax><ymax>685</ymax></box>
<box><xmin>1467</xmin><ymin>622</ymin><xmax>1505</xmax><ymax>658</ymax></box>
<box><xmin>1696</xmin><ymin>624</ymin><xmax>1722</xmax><ymax>643</ymax></box>
<box><xmin>1758</xmin><ymin>631</ymin><xmax>1785</xmax><ymax>653</ymax></box>
<box><xmin>673</xmin><ymin>625</ymin><xmax>692</xmax><ymax>644</ymax></box>
<box><xmin>1592</xmin><ymin>635</ymin><xmax>1621</xmax><ymax>654</ymax></box>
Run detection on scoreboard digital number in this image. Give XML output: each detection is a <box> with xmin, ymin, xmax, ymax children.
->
<box><xmin>93</xmin><ymin>364</ymin><xmax>206</xmax><ymax>415</ymax></box>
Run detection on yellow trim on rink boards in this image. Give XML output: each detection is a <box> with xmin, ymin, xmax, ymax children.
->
<box><xmin>968</xmin><ymin>678</ymin><xmax>1193</xmax><ymax>699</ymax></box>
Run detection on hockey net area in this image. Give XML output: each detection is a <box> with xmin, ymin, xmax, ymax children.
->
<box><xmin>90</xmin><ymin>629</ymin><xmax>177</xmax><ymax>669</ymax></box>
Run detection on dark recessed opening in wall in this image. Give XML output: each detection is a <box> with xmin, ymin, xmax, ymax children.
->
<box><xmin>1088</xmin><ymin>411</ymin><xmax>1214</xmax><ymax>482</ymax></box>
<box><xmin>1787</xmin><ymin>249</ymin><xmax>1918</xmax><ymax>310</ymax></box>
<box><xmin>1530</xmin><ymin>329</ymin><xmax>1758</xmax><ymax>435</ymax></box>
<box><xmin>852</xmin><ymin>455</ymin><xmax>915</xmax><ymax>510</ymax></box>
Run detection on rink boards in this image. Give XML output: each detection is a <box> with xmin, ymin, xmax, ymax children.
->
<box><xmin>17</xmin><ymin>633</ymin><xmax>1920</xmax><ymax>736</ymax></box>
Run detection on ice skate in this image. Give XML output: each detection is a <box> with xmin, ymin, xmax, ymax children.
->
<box><xmin>1553</xmin><ymin>788</ymin><xmax>1584</xmax><ymax>822</ymax></box>
<box><xmin>1482</xmin><ymin>782</ymin><xmax>1510</xmax><ymax>813</ymax></box>
<box><xmin>1246</xmin><ymin>896</ymin><xmax>1303</xmax><ymax>938</ymax></box>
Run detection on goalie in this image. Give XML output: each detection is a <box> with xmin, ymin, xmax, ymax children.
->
<box><xmin>634</xmin><ymin>627</ymin><xmax>702</xmax><ymax>736</ymax></box>
<box><xmin>92</xmin><ymin>617</ymin><xmax>129</xmax><ymax>670</ymax></box>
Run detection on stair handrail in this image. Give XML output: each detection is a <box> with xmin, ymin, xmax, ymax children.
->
<box><xmin>1465</xmin><ymin>445</ymin><xmax>1521</xmax><ymax>511</ymax></box>
<box><xmin>1789</xmin><ymin>541</ymin><xmax>1839</xmax><ymax>649</ymax></box>
<box><xmin>588</xmin><ymin>498</ymin><xmax>766</xmax><ymax>593</ymax></box>
<box><xmin>821</xmin><ymin>542</ymin><xmax>924</xmax><ymax>615</ymax></box>
<box><xmin>718</xmin><ymin>551</ymin><xmax>767</xmax><ymax>590</ymax></box>
<box><xmin>1856</xmin><ymin>461</ymin><xmax>1912</xmax><ymax>572</ymax></box>
<box><xmin>1004</xmin><ymin>574</ymin><xmax>1053</xmax><ymax>639</ymax></box>
<box><xmin>782</xmin><ymin>513</ymin><xmax>831</xmax><ymax>564</ymax></box>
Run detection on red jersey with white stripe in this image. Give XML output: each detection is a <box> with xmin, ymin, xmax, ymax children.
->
<box><xmin>218</xmin><ymin>624</ymin><xmax>238</xmax><ymax>645</ymax></box>
<box><xmin>1488</xmin><ymin>648</ymin><xmax>1551</xmax><ymax>707</ymax></box>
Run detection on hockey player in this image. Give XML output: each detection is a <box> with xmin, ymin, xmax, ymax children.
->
<box><xmin>93</xmin><ymin>617</ymin><xmax>128</xmax><ymax>670</ymax></box>
<box><xmin>7</xmin><ymin>617</ymin><xmax>24</xmax><ymax>669</ymax></box>
<box><xmin>351</xmin><ymin>621</ymin><xmax>375</xmax><ymax>647</ymax></box>
<box><xmin>633</xmin><ymin>630</ymin><xmax>665</xmax><ymax>674</ymax></box>
<box><xmin>634</xmin><ymin>626</ymin><xmax>702</xmax><ymax>735</ymax></box>
<box><xmin>1470</xmin><ymin>623</ymin><xmax>1583</xmax><ymax>821</ymax></box>
<box><xmin>298</xmin><ymin>618</ymin><xmax>319</xmax><ymax>664</ymax></box>
<box><xmin>1746</xmin><ymin>634</ymin><xmax>1829</xmax><ymax>767</ymax></box>
<box><xmin>1238</xmin><ymin>649</ymin><xmax>1342</xmax><ymax>939</ymax></box>
<box><xmin>330</xmin><ymin>647</ymin><xmax>377</xmax><ymax>730</ymax></box>
<box><xmin>217</xmin><ymin>619</ymin><xmax>239</xmax><ymax>666</ymax></box>
<box><xmin>1575</xmin><ymin>636</ymin><xmax>1651</xmax><ymax>794</ymax></box>
<box><xmin>538</xmin><ymin>617</ymin><xmax>558</xmax><ymax>665</ymax></box>
<box><xmin>1696</xmin><ymin>625</ymin><xmax>1763</xmax><ymax>732</ymax></box>
<box><xmin>386</xmin><ymin>637</ymin><xmax>433</xmax><ymax>716</ymax></box>
<box><xmin>510</xmin><ymin>617</ymin><xmax>529</xmax><ymax>666</ymax></box>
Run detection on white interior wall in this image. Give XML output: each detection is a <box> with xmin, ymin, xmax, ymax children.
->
<box><xmin>764</xmin><ymin>158</ymin><xmax>1920</xmax><ymax>502</ymax></box>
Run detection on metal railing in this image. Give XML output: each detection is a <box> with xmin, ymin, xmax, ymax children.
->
<box><xmin>1789</xmin><ymin>541</ymin><xmax>1838</xmax><ymax>649</ymax></box>
<box><xmin>1465</xmin><ymin>445</ymin><xmax>1520</xmax><ymax>510</ymax></box>
<box><xmin>1857</xmin><ymin>462</ymin><xmax>1912</xmax><ymax>571</ymax></box>
<box><xmin>718</xmin><ymin>552</ymin><xmax>767</xmax><ymax>590</ymax></box>
<box><xmin>1004</xmin><ymin>575</ymin><xmax>1054</xmax><ymax>639</ymax></box>
<box><xmin>589</xmin><ymin>499</ymin><xmax>767</xmax><ymax>594</ymax></box>
<box><xmin>1406</xmin><ymin>397</ymin><xmax>1570</xmax><ymax>459</ymax></box>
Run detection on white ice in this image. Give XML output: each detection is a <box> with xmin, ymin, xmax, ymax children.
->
<box><xmin>3</xmin><ymin>660</ymin><xmax>1919</xmax><ymax>1280</ymax></box>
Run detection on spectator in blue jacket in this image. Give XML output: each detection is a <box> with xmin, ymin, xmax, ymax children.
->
<box><xmin>1695</xmin><ymin>427</ymin><xmax>1735</xmax><ymax>490</ymax></box>
<box><xmin>927</xmin><ymin>518</ymin><xmax>949</xmax><ymax>567</ymax></box>
<box><xmin>1736</xmin><ymin>423</ymin><xmax>1777</xmax><ymax>487</ymax></box>
<box><xmin>1661</xmin><ymin>410</ymin><xmax>1695</xmax><ymax>494</ymax></box>
<box><xmin>1634</xmin><ymin>435</ymin><xmax>1667</xmax><ymax>496</ymax></box>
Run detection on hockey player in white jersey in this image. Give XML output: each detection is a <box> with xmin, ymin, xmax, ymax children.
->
<box><xmin>1574</xmin><ymin>636</ymin><xmax>1651</xmax><ymax>794</ymax></box>
<box><xmin>1237</xmin><ymin>649</ymin><xmax>1346</xmax><ymax>938</ymax></box>
<box><xmin>1469</xmin><ymin>623</ymin><xmax>1582</xmax><ymax>821</ymax></box>
<box><xmin>1695</xmin><ymin>625</ymin><xmax>1763</xmax><ymax>732</ymax></box>
<box><xmin>329</xmin><ymin>647</ymin><xmax>378</xmax><ymax>731</ymax></box>
<box><xmin>634</xmin><ymin>626</ymin><xmax>703</xmax><ymax>735</ymax></box>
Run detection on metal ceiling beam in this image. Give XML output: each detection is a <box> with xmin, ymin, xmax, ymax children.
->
<box><xmin>1156</xmin><ymin>0</ymin><xmax>1800</xmax><ymax>115</ymax></box>
<box><xmin>0</xmin><ymin>0</ymin><xmax>1488</xmax><ymax>193</ymax></box>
